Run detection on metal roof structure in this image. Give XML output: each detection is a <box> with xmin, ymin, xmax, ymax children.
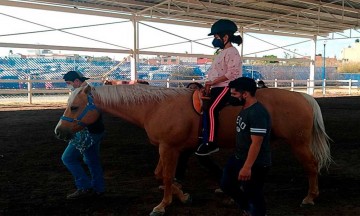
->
<box><xmin>1</xmin><ymin>0</ymin><xmax>360</xmax><ymax>38</ymax></box>
<box><xmin>2</xmin><ymin>0</ymin><xmax>358</xmax><ymax>95</ymax></box>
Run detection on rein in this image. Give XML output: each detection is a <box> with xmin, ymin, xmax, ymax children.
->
<box><xmin>60</xmin><ymin>93</ymin><xmax>98</xmax><ymax>127</ymax></box>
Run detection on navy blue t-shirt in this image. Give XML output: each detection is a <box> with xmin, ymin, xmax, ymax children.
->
<box><xmin>87</xmin><ymin>114</ymin><xmax>104</xmax><ymax>134</ymax></box>
<box><xmin>235</xmin><ymin>102</ymin><xmax>271</xmax><ymax>167</ymax></box>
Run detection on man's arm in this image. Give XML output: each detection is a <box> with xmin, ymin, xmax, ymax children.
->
<box><xmin>238</xmin><ymin>135</ymin><xmax>263</xmax><ymax>181</ymax></box>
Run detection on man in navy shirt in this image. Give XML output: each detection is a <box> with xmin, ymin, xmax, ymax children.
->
<box><xmin>220</xmin><ymin>77</ymin><xmax>271</xmax><ymax>216</ymax></box>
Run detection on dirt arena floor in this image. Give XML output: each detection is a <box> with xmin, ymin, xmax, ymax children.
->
<box><xmin>0</xmin><ymin>96</ymin><xmax>360</xmax><ymax>216</ymax></box>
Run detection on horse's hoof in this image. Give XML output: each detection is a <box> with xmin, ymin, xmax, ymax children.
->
<box><xmin>149</xmin><ymin>210</ymin><xmax>165</xmax><ymax>216</ymax></box>
<box><xmin>300</xmin><ymin>199</ymin><xmax>315</xmax><ymax>207</ymax></box>
<box><xmin>300</xmin><ymin>203</ymin><xmax>315</xmax><ymax>207</ymax></box>
<box><xmin>183</xmin><ymin>193</ymin><xmax>192</xmax><ymax>204</ymax></box>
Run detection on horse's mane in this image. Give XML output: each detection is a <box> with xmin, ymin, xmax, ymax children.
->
<box><xmin>92</xmin><ymin>84</ymin><xmax>191</xmax><ymax>106</ymax></box>
<box><xmin>68</xmin><ymin>87</ymin><xmax>82</xmax><ymax>105</ymax></box>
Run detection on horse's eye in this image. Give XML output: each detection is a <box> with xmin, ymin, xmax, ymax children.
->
<box><xmin>70</xmin><ymin>106</ymin><xmax>78</xmax><ymax>111</ymax></box>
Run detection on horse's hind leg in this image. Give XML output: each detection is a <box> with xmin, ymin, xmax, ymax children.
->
<box><xmin>291</xmin><ymin>140</ymin><xmax>319</xmax><ymax>205</ymax></box>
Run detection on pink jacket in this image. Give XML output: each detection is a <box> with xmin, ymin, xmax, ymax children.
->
<box><xmin>207</xmin><ymin>47</ymin><xmax>242</xmax><ymax>88</ymax></box>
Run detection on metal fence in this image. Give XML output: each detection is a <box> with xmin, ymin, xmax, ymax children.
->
<box><xmin>1</xmin><ymin>57</ymin><xmax>360</xmax><ymax>104</ymax></box>
<box><xmin>0</xmin><ymin>78</ymin><xmax>359</xmax><ymax>105</ymax></box>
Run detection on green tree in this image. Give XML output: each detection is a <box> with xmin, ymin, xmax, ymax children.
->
<box><xmin>263</xmin><ymin>55</ymin><xmax>279</xmax><ymax>64</ymax></box>
<box><xmin>170</xmin><ymin>66</ymin><xmax>203</xmax><ymax>80</ymax></box>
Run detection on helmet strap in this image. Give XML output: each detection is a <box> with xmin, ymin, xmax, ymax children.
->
<box><xmin>220</xmin><ymin>33</ymin><xmax>231</xmax><ymax>48</ymax></box>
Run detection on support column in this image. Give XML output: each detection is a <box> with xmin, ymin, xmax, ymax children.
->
<box><xmin>240</xmin><ymin>27</ymin><xmax>244</xmax><ymax>62</ymax></box>
<box><xmin>308</xmin><ymin>36</ymin><xmax>316</xmax><ymax>95</ymax></box>
<box><xmin>27</xmin><ymin>75</ymin><xmax>32</xmax><ymax>104</ymax></box>
<box><xmin>131</xmin><ymin>16</ymin><xmax>139</xmax><ymax>80</ymax></box>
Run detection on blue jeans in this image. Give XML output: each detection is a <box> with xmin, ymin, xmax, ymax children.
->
<box><xmin>62</xmin><ymin>132</ymin><xmax>105</xmax><ymax>193</ymax></box>
<box><xmin>220</xmin><ymin>155</ymin><xmax>269</xmax><ymax>216</ymax></box>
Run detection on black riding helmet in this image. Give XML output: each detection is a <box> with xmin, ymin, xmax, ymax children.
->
<box><xmin>208</xmin><ymin>19</ymin><xmax>238</xmax><ymax>36</ymax></box>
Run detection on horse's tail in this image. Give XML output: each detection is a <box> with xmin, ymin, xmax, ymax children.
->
<box><xmin>301</xmin><ymin>93</ymin><xmax>333</xmax><ymax>172</ymax></box>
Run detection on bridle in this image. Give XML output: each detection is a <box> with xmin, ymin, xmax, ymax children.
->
<box><xmin>60</xmin><ymin>93</ymin><xmax>99</xmax><ymax>127</ymax></box>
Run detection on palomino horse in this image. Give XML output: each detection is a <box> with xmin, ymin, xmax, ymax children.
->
<box><xmin>54</xmin><ymin>84</ymin><xmax>331</xmax><ymax>216</ymax></box>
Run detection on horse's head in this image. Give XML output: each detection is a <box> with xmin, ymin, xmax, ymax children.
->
<box><xmin>54</xmin><ymin>85</ymin><xmax>100</xmax><ymax>141</ymax></box>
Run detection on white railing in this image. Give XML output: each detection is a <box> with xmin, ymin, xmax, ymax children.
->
<box><xmin>0</xmin><ymin>78</ymin><xmax>359</xmax><ymax>104</ymax></box>
<box><xmin>270</xmin><ymin>79</ymin><xmax>359</xmax><ymax>96</ymax></box>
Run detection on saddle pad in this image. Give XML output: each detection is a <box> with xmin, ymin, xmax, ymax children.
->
<box><xmin>192</xmin><ymin>90</ymin><xmax>203</xmax><ymax>115</ymax></box>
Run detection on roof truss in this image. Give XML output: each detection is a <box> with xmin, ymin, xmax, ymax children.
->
<box><xmin>2</xmin><ymin>0</ymin><xmax>359</xmax><ymax>38</ymax></box>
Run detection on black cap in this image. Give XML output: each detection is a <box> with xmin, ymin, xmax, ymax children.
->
<box><xmin>257</xmin><ymin>80</ymin><xmax>265</xmax><ymax>85</ymax></box>
<box><xmin>229</xmin><ymin>77</ymin><xmax>257</xmax><ymax>93</ymax></box>
<box><xmin>208</xmin><ymin>19</ymin><xmax>237</xmax><ymax>36</ymax></box>
<box><xmin>63</xmin><ymin>71</ymin><xmax>89</xmax><ymax>82</ymax></box>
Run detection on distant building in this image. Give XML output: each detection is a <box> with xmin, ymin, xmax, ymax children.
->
<box><xmin>8</xmin><ymin>49</ymin><xmax>85</xmax><ymax>61</ymax></box>
<box><xmin>138</xmin><ymin>57</ymin><xmax>159</xmax><ymax>65</ymax></box>
<box><xmin>147</xmin><ymin>58</ymin><xmax>160</xmax><ymax>65</ymax></box>
<box><xmin>52</xmin><ymin>54</ymin><xmax>67</xmax><ymax>60</ymax></box>
<box><xmin>145</xmin><ymin>56</ymin><xmax>212</xmax><ymax>65</ymax></box>
<box><xmin>8</xmin><ymin>53</ymin><xmax>26</xmax><ymax>58</ymax></box>
<box><xmin>179</xmin><ymin>56</ymin><xmax>197</xmax><ymax>64</ymax></box>
<box><xmin>341</xmin><ymin>41</ymin><xmax>360</xmax><ymax>63</ymax></box>
<box><xmin>27</xmin><ymin>49</ymin><xmax>53</xmax><ymax>56</ymax></box>
<box><xmin>315</xmin><ymin>55</ymin><xmax>340</xmax><ymax>67</ymax></box>
<box><xmin>197</xmin><ymin>57</ymin><xmax>213</xmax><ymax>64</ymax></box>
<box><xmin>161</xmin><ymin>56</ymin><xmax>180</xmax><ymax>65</ymax></box>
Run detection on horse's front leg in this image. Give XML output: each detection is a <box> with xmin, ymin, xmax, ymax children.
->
<box><xmin>151</xmin><ymin>145</ymin><xmax>179</xmax><ymax>216</ymax></box>
<box><xmin>154</xmin><ymin>158</ymin><xmax>163</xmax><ymax>180</ymax></box>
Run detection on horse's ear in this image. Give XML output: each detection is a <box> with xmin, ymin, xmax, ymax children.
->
<box><xmin>83</xmin><ymin>85</ymin><xmax>92</xmax><ymax>94</ymax></box>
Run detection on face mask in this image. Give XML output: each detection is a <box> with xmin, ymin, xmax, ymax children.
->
<box><xmin>212</xmin><ymin>38</ymin><xmax>225</xmax><ymax>49</ymax></box>
<box><xmin>67</xmin><ymin>84</ymin><xmax>75</xmax><ymax>91</ymax></box>
<box><xmin>229</xmin><ymin>96</ymin><xmax>245</xmax><ymax>106</ymax></box>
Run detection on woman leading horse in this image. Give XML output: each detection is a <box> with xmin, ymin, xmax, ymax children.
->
<box><xmin>55</xmin><ymin>84</ymin><xmax>331</xmax><ymax>216</ymax></box>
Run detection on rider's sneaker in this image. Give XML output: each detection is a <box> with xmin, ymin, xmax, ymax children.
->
<box><xmin>66</xmin><ymin>189</ymin><xmax>93</xmax><ymax>200</ymax></box>
<box><xmin>214</xmin><ymin>188</ymin><xmax>224</xmax><ymax>193</ymax></box>
<box><xmin>241</xmin><ymin>209</ymin><xmax>251</xmax><ymax>216</ymax></box>
<box><xmin>195</xmin><ymin>142</ymin><xmax>219</xmax><ymax>156</ymax></box>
